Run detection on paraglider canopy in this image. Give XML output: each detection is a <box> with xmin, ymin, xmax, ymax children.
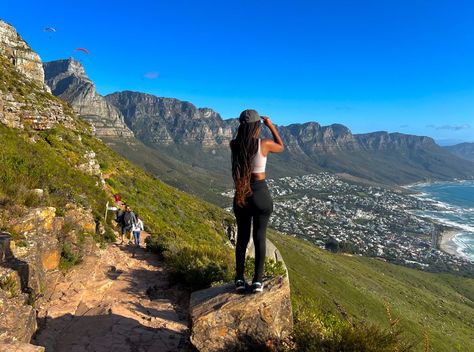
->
<box><xmin>44</xmin><ymin>27</ymin><xmax>56</xmax><ymax>32</ymax></box>
<box><xmin>74</xmin><ymin>47</ymin><xmax>89</xmax><ymax>55</ymax></box>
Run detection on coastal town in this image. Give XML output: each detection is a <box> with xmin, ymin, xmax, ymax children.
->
<box><xmin>223</xmin><ymin>173</ymin><xmax>474</xmax><ymax>277</ymax></box>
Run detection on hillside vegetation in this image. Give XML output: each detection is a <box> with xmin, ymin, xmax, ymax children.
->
<box><xmin>269</xmin><ymin>231</ymin><xmax>474</xmax><ymax>351</ymax></box>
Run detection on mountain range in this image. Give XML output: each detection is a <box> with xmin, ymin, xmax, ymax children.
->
<box><xmin>43</xmin><ymin>59</ymin><xmax>474</xmax><ymax>204</ymax></box>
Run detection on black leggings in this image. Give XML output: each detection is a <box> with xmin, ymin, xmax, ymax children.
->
<box><xmin>233</xmin><ymin>180</ymin><xmax>273</xmax><ymax>283</ymax></box>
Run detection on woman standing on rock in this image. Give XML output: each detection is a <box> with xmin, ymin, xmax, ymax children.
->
<box><xmin>230</xmin><ymin>109</ymin><xmax>284</xmax><ymax>293</ymax></box>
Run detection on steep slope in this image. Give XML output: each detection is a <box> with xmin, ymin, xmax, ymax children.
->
<box><xmin>445</xmin><ymin>142</ymin><xmax>474</xmax><ymax>162</ymax></box>
<box><xmin>269</xmin><ymin>231</ymin><xmax>474</xmax><ymax>351</ymax></box>
<box><xmin>43</xmin><ymin>59</ymin><xmax>134</xmax><ymax>139</ymax></box>
<box><xmin>105</xmin><ymin>90</ymin><xmax>234</xmax><ymax>146</ymax></box>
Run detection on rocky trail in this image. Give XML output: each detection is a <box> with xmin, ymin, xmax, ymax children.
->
<box><xmin>32</xmin><ymin>236</ymin><xmax>192</xmax><ymax>352</ymax></box>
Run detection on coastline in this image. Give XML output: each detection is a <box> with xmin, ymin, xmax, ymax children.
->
<box><xmin>405</xmin><ymin>180</ymin><xmax>473</xmax><ymax>261</ymax></box>
<box><xmin>439</xmin><ymin>229</ymin><xmax>462</xmax><ymax>257</ymax></box>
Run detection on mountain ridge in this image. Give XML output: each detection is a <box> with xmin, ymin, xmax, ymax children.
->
<box><xmin>42</xmin><ymin>59</ymin><xmax>474</xmax><ymax>200</ymax></box>
<box><xmin>445</xmin><ymin>142</ymin><xmax>474</xmax><ymax>162</ymax></box>
<box><xmin>105</xmin><ymin>89</ymin><xmax>474</xmax><ymax>185</ymax></box>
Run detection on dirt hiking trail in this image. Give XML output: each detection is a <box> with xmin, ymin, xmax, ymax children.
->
<box><xmin>33</xmin><ymin>236</ymin><xmax>192</xmax><ymax>352</ymax></box>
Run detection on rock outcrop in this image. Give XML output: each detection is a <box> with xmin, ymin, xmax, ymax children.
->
<box><xmin>0</xmin><ymin>20</ymin><xmax>49</xmax><ymax>91</ymax></box>
<box><xmin>106</xmin><ymin>91</ymin><xmax>234</xmax><ymax>146</ymax></box>
<box><xmin>6</xmin><ymin>207</ymin><xmax>63</xmax><ymax>294</ymax></box>
<box><xmin>189</xmin><ymin>276</ymin><xmax>292</xmax><ymax>351</ymax></box>
<box><xmin>191</xmin><ymin>226</ymin><xmax>291</xmax><ymax>351</ymax></box>
<box><xmin>0</xmin><ymin>205</ymin><xmax>99</xmax><ymax>344</ymax></box>
<box><xmin>0</xmin><ymin>21</ymin><xmax>72</xmax><ymax>131</ymax></box>
<box><xmin>43</xmin><ymin>59</ymin><xmax>134</xmax><ymax>139</ymax></box>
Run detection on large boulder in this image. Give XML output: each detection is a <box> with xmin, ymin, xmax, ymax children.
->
<box><xmin>7</xmin><ymin>208</ymin><xmax>62</xmax><ymax>293</ymax></box>
<box><xmin>190</xmin><ymin>275</ymin><xmax>292</xmax><ymax>351</ymax></box>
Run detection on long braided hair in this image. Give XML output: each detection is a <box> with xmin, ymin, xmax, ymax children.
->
<box><xmin>231</xmin><ymin>121</ymin><xmax>261</xmax><ymax>207</ymax></box>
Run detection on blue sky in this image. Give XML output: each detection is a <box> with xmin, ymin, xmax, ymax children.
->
<box><xmin>1</xmin><ymin>0</ymin><xmax>473</xmax><ymax>144</ymax></box>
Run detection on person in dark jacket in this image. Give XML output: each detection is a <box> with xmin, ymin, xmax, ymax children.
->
<box><xmin>115</xmin><ymin>203</ymin><xmax>126</xmax><ymax>244</ymax></box>
<box><xmin>123</xmin><ymin>205</ymin><xmax>137</xmax><ymax>245</ymax></box>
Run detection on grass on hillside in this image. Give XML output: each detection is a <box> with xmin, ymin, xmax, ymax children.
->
<box><xmin>269</xmin><ymin>230</ymin><xmax>474</xmax><ymax>351</ymax></box>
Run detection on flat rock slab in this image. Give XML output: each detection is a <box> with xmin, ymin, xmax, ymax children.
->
<box><xmin>190</xmin><ymin>276</ymin><xmax>293</xmax><ymax>352</ymax></box>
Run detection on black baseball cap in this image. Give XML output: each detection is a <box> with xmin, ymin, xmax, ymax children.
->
<box><xmin>239</xmin><ymin>109</ymin><xmax>261</xmax><ymax>124</ymax></box>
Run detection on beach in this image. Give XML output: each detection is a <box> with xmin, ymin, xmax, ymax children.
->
<box><xmin>439</xmin><ymin>229</ymin><xmax>462</xmax><ymax>257</ymax></box>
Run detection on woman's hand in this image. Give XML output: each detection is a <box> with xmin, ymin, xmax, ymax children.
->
<box><xmin>260</xmin><ymin>115</ymin><xmax>284</xmax><ymax>154</ymax></box>
<box><xmin>261</xmin><ymin>116</ymin><xmax>273</xmax><ymax>127</ymax></box>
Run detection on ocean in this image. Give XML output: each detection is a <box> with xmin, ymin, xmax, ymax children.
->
<box><xmin>407</xmin><ymin>180</ymin><xmax>474</xmax><ymax>261</ymax></box>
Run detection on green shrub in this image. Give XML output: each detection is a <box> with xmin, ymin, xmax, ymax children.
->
<box><xmin>103</xmin><ymin>227</ymin><xmax>116</xmax><ymax>243</ymax></box>
<box><xmin>0</xmin><ymin>275</ymin><xmax>18</xmax><ymax>298</ymax></box>
<box><xmin>166</xmin><ymin>246</ymin><xmax>233</xmax><ymax>290</ymax></box>
<box><xmin>16</xmin><ymin>239</ymin><xmax>28</xmax><ymax>247</ymax></box>
<box><xmin>145</xmin><ymin>234</ymin><xmax>169</xmax><ymax>257</ymax></box>
<box><xmin>290</xmin><ymin>303</ymin><xmax>416</xmax><ymax>352</ymax></box>
<box><xmin>105</xmin><ymin>178</ymin><xmax>117</xmax><ymax>187</ymax></box>
<box><xmin>244</xmin><ymin>256</ymin><xmax>287</xmax><ymax>279</ymax></box>
<box><xmin>59</xmin><ymin>243</ymin><xmax>82</xmax><ymax>271</ymax></box>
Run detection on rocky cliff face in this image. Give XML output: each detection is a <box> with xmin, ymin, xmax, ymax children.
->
<box><xmin>0</xmin><ymin>20</ymin><xmax>49</xmax><ymax>92</ymax></box>
<box><xmin>104</xmin><ymin>90</ymin><xmax>474</xmax><ymax>184</ymax></box>
<box><xmin>355</xmin><ymin>132</ymin><xmax>438</xmax><ymax>151</ymax></box>
<box><xmin>0</xmin><ymin>25</ymin><xmax>72</xmax><ymax>131</ymax></box>
<box><xmin>43</xmin><ymin>59</ymin><xmax>133</xmax><ymax>139</ymax></box>
<box><xmin>105</xmin><ymin>91</ymin><xmax>232</xmax><ymax>146</ymax></box>
<box><xmin>106</xmin><ymin>91</ymin><xmax>440</xmax><ymax>154</ymax></box>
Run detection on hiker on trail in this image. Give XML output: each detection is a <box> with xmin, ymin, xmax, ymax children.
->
<box><xmin>123</xmin><ymin>205</ymin><xmax>136</xmax><ymax>244</ymax></box>
<box><xmin>132</xmin><ymin>214</ymin><xmax>144</xmax><ymax>247</ymax></box>
<box><xmin>115</xmin><ymin>203</ymin><xmax>126</xmax><ymax>243</ymax></box>
<box><xmin>230</xmin><ymin>109</ymin><xmax>284</xmax><ymax>293</ymax></box>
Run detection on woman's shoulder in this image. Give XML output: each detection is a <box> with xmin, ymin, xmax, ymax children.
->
<box><xmin>260</xmin><ymin>138</ymin><xmax>274</xmax><ymax>147</ymax></box>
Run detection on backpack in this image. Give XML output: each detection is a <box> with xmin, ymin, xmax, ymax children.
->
<box><xmin>123</xmin><ymin>211</ymin><xmax>135</xmax><ymax>227</ymax></box>
<box><xmin>115</xmin><ymin>210</ymin><xmax>125</xmax><ymax>225</ymax></box>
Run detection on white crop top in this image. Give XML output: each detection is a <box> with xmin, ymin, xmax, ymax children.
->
<box><xmin>251</xmin><ymin>139</ymin><xmax>267</xmax><ymax>173</ymax></box>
